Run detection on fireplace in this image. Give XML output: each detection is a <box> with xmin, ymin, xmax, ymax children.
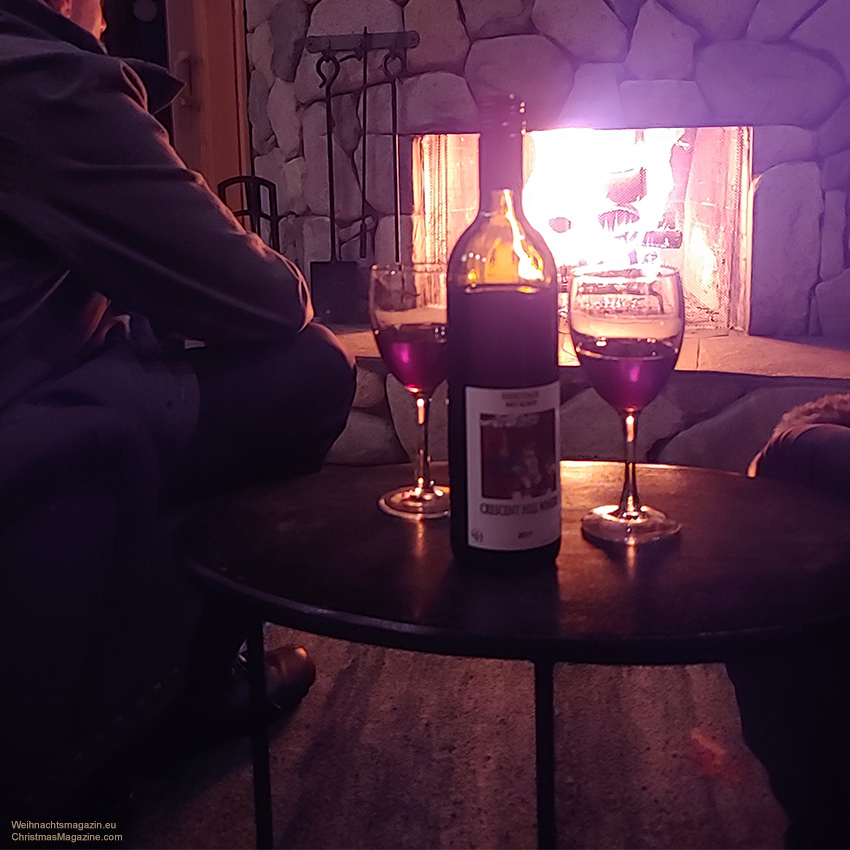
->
<box><xmin>412</xmin><ymin>126</ymin><xmax>750</xmax><ymax>330</ymax></box>
<box><xmin>245</xmin><ymin>0</ymin><xmax>850</xmax><ymax>340</ymax></box>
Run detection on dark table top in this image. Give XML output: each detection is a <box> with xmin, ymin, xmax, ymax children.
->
<box><xmin>181</xmin><ymin>461</ymin><xmax>850</xmax><ymax>665</ymax></box>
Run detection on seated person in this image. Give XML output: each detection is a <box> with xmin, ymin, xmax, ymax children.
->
<box><xmin>0</xmin><ymin>0</ymin><xmax>356</xmax><ymax>812</ymax></box>
<box><xmin>728</xmin><ymin>393</ymin><xmax>850</xmax><ymax>849</ymax></box>
<box><xmin>748</xmin><ymin>393</ymin><xmax>850</xmax><ymax>497</ymax></box>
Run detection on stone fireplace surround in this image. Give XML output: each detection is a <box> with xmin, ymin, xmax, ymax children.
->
<box><xmin>243</xmin><ymin>0</ymin><xmax>850</xmax><ymax>472</ymax></box>
<box><xmin>246</xmin><ymin>0</ymin><xmax>850</xmax><ymax>341</ymax></box>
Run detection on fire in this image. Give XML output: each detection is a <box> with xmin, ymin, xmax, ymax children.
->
<box><xmin>522</xmin><ymin>127</ymin><xmax>685</xmax><ymax>272</ymax></box>
<box><xmin>687</xmin><ymin>224</ymin><xmax>721</xmax><ymax>317</ymax></box>
<box><xmin>415</xmin><ymin>126</ymin><xmax>750</xmax><ymax>330</ymax></box>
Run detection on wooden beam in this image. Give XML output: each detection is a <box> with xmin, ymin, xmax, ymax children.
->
<box><xmin>164</xmin><ymin>0</ymin><xmax>250</xmax><ymax>192</ymax></box>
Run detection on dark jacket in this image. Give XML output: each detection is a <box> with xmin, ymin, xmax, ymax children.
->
<box><xmin>0</xmin><ymin>0</ymin><xmax>313</xmax><ymax>801</ymax></box>
<box><xmin>0</xmin><ymin>0</ymin><xmax>312</xmax><ymax>417</ymax></box>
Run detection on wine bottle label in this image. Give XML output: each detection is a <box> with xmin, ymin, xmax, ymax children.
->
<box><xmin>465</xmin><ymin>382</ymin><xmax>561</xmax><ymax>550</ymax></box>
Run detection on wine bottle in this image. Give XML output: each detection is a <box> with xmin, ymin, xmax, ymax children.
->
<box><xmin>447</xmin><ymin>94</ymin><xmax>561</xmax><ymax>570</ymax></box>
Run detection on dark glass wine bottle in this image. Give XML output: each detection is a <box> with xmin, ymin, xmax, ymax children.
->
<box><xmin>447</xmin><ymin>94</ymin><xmax>561</xmax><ymax>570</ymax></box>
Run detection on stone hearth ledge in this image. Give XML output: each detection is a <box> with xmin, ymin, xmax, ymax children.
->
<box><xmin>326</xmin><ymin>359</ymin><xmax>850</xmax><ymax>474</ymax></box>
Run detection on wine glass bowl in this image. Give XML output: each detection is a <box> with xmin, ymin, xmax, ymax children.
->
<box><xmin>568</xmin><ymin>265</ymin><xmax>685</xmax><ymax>544</ymax></box>
<box><xmin>370</xmin><ymin>264</ymin><xmax>450</xmax><ymax>519</ymax></box>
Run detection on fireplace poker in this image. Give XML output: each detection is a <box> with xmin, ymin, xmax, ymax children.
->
<box><xmin>309</xmin><ymin>51</ymin><xmax>359</xmax><ymax>323</ymax></box>
<box><xmin>320</xmin><ymin>53</ymin><xmax>340</xmax><ymax>262</ymax></box>
<box><xmin>383</xmin><ymin>48</ymin><xmax>404</xmax><ymax>264</ymax></box>
<box><xmin>359</xmin><ymin>28</ymin><xmax>369</xmax><ymax>259</ymax></box>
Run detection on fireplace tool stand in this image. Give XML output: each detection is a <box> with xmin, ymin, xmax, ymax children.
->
<box><xmin>306</xmin><ymin>30</ymin><xmax>418</xmax><ymax>322</ymax></box>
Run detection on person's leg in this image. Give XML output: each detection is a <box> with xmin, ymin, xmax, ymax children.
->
<box><xmin>729</xmin><ymin>422</ymin><xmax>850</xmax><ymax>847</ymax></box>
<box><xmin>169</xmin><ymin>322</ymin><xmax>355</xmax><ymax>720</ymax></box>
<box><xmin>0</xmin><ymin>404</ymin><xmax>201</xmax><ymax>810</ymax></box>
<box><xmin>727</xmin><ymin>636</ymin><xmax>850</xmax><ymax>848</ymax></box>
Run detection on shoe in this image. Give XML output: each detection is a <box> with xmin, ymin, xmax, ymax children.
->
<box><xmin>165</xmin><ymin>645</ymin><xmax>316</xmax><ymax>752</ymax></box>
<box><xmin>234</xmin><ymin>645</ymin><xmax>316</xmax><ymax>712</ymax></box>
<box><xmin>48</xmin><ymin>648</ymin><xmax>316</xmax><ymax>815</ymax></box>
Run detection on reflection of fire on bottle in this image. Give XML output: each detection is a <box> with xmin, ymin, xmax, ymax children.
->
<box><xmin>479</xmin><ymin>411</ymin><xmax>557</xmax><ymax>500</ymax></box>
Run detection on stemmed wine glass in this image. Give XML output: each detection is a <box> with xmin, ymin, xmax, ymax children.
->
<box><xmin>567</xmin><ymin>265</ymin><xmax>685</xmax><ymax>544</ymax></box>
<box><xmin>370</xmin><ymin>264</ymin><xmax>450</xmax><ymax>519</ymax></box>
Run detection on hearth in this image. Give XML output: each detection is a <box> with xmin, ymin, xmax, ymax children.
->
<box><xmin>245</xmin><ymin>0</ymin><xmax>850</xmax><ymax>339</ymax></box>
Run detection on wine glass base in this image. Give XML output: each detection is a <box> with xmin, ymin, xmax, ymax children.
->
<box><xmin>581</xmin><ymin>504</ymin><xmax>681</xmax><ymax>546</ymax></box>
<box><xmin>379</xmin><ymin>485</ymin><xmax>450</xmax><ymax>520</ymax></box>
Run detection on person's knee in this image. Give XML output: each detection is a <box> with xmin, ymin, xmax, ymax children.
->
<box><xmin>753</xmin><ymin>423</ymin><xmax>850</xmax><ymax>497</ymax></box>
<box><xmin>299</xmin><ymin>322</ymin><xmax>356</xmax><ymax>389</ymax></box>
<box><xmin>292</xmin><ymin>322</ymin><xmax>356</xmax><ymax>421</ymax></box>
<box><xmin>177</xmin><ymin>325</ymin><xmax>357</xmax><ymax>491</ymax></box>
<box><xmin>302</xmin><ymin>321</ymin><xmax>356</xmax><ymax>370</ymax></box>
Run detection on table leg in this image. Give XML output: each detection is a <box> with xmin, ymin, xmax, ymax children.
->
<box><xmin>534</xmin><ymin>658</ymin><xmax>556</xmax><ymax>850</ymax></box>
<box><xmin>247</xmin><ymin>619</ymin><xmax>273</xmax><ymax>849</ymax></box>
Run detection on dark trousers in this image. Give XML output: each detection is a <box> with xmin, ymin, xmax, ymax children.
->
<box><xmin>175</xmin><ymin>322</ymin><xmax>356</xmax><ymax>691</ymax></box>
<box><xmin>0</xmin><ymin>321</ymin><xmax>355</xmax><ymax>803</ymax></box>
<box><xmin>727</xmin><ymin>637</ymin><xmax>850</xmax><ymax>848</ymax></box>
<box><xmin>728</xmin><ymin>422</ymin><xmax>850</xmax><ymax>848</ymax></box>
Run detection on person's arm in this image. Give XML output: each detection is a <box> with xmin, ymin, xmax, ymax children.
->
<box><xmin>2</xmin><ymin>46</ymin><xmax>311</xmax><ymax>343</ymax></box>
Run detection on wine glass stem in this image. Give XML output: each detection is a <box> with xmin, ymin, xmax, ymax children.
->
<box><xmin>414</xmin><ymin>392</ymin><xmax>436</xmax><ymax>494</ymax></box>
<box><xmin>617</xmin><ymin>412</ymin><xmax>642</xmax><ymax>519</ymax></box>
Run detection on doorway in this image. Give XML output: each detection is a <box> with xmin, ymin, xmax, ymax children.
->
<box><xmin>103</xmin><ymin>0</ymin><xmax>250</xmax><ymax>192</ymax></box>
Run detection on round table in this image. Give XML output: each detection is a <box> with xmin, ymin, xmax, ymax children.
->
<box><xmin>181</xmin><ymin>461</ymin><xmax>850</xmax><ymax>848</ymax></box>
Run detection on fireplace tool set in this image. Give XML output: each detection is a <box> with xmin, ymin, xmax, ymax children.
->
<box><xmin>306</xmin><ymin>29</ymin><xmax>418</xmax><ymax>324</ymax></box>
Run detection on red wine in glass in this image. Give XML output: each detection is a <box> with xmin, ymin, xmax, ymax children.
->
<box><xmin>568</xmin><ymin>266</ymin><xmax>685</xmax><ymax>544</ymax></box>
<box><xmin>370</xmin><ymin>264</ymin><xmax>450</xmax><ymax>519</ymax></box>
<box><xmin>374</xmin><ymin>322</ymin><xmax>447</xmax><ymax>395</ymax></box>
<box><xmin>571</xmin><ymin>332</ymin><xmax>679</xmax><ymax>414</ymax></box>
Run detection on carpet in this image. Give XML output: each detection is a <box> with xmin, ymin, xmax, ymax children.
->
<box><xmin>122</xmin><ymin>626</ymin><xmax>786</xmax><ymax>849</ymax></box>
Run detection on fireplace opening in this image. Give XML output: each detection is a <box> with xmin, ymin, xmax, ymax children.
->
<box><xmin>412</xmin><ymin>126</ymin><xmax>752</xmax><ymax>331</ymax></box>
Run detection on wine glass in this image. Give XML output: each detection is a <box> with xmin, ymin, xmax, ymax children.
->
<box><xmin>567</xmin><ymin>265</ymin><xmax>685</xmax><ymax>545</ymax></box>
<box><xmin>370</xmin><ymin>263</ymin><xmax>450</xmax><ymax>519</ymax></box>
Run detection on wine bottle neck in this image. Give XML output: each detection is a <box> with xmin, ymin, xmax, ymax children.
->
<box><xmin>478</xmin><ymin>130</ymin><xmax>523</xmax><ymax>198</ymax></box>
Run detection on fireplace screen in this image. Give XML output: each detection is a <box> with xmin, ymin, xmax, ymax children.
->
<box><xmin>413</xmin><ymin>127</ymin><xmax>752</xmax><ymax>329</ymax></box>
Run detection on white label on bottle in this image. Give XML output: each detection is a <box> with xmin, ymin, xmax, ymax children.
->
<box><xmin>465</xmin><ymin>382</ymin><xmax>561</xmax><ymax>550</ymax></box>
